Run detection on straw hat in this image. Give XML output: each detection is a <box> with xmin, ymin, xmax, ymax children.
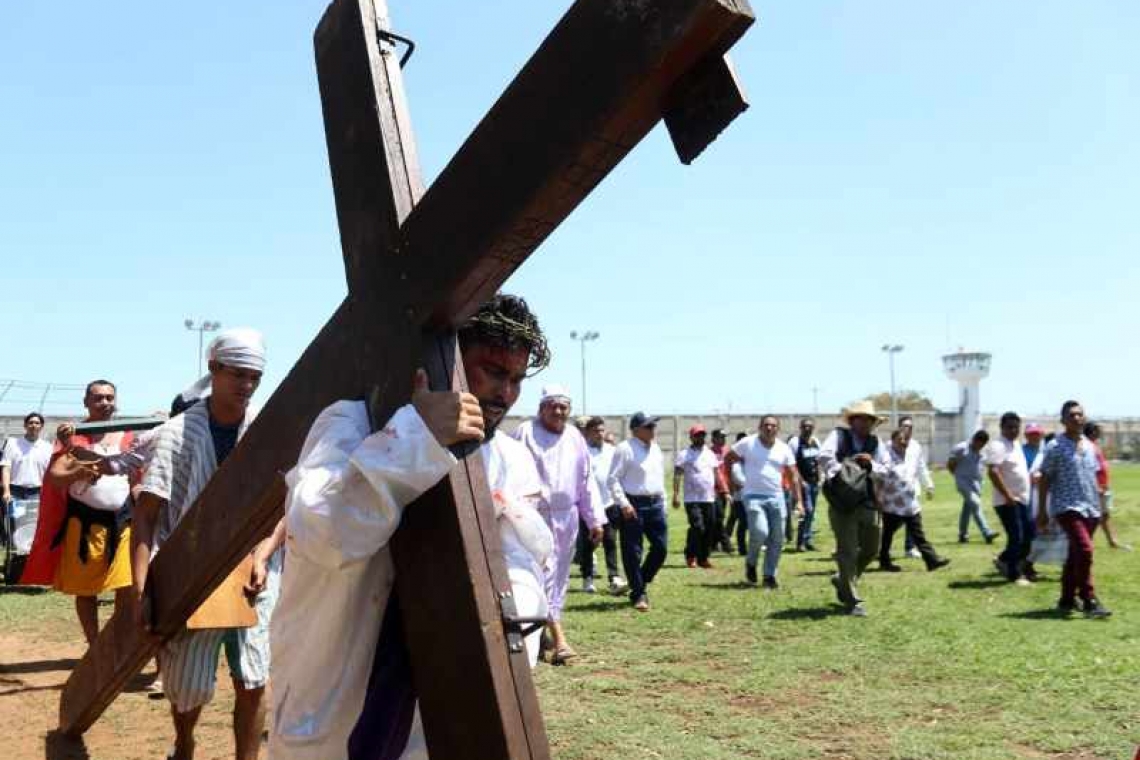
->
<box><xmin>843</xmin><ymin>400</ymin><xmax>885</xmax><ymax>425</ymax></box>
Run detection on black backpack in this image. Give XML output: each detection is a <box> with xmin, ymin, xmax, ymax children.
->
<box><xmin>821</xmin><ymin>428</ymin><xmax>878</xmax><ymax>511</ymax></box>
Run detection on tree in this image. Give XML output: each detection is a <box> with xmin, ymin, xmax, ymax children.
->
<box><xmin>864</xmin><ymin>389</ymin><xmax>936</xmax><ymax>413</ymax></box>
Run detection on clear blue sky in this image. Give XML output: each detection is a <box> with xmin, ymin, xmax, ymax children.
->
<box><xmin>2</xmin><ymin>1</ymin><xmax>1136</xmax><ymax>421</ymax></box>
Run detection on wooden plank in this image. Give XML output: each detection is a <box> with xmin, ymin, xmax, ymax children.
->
<box><xmin>59</xmin><ymin>0</ymin><xmax>756</xmax><ymax>742</ymax></box>
<box><xmin>185</xmin><ymin>555</ymin><xmax>256</xmax><ymax>630</ymax></box>
<box><xmin>664</xmin><ymin>54</ymin><xmax>750</xmax><ymax>164</ymax></box>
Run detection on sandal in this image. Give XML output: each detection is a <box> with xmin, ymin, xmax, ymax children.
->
<box><xmin>550</xmin><ymin>644</ymin><xmax>577</xmax><ymax>665</ymax></box>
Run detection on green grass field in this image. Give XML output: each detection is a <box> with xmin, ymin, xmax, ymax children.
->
<box><xmin>534</xmin><ymin>467</ymin><xmax>1139</xmax><ymax>760</ymax></box>
<box><xmin>2</xmin><ymin>469</ymin><xmax>1135</xmax><ymax>759</ymax></box>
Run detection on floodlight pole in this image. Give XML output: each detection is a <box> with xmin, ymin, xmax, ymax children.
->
<box><xmin>881</xmin><ymin>344</ymin><xmax>904</xmax><ymax>426</ymax></box>
<box><xmin>186</xmin><ymin>319</ymin><xmax>221</xmax><ymax>376</ymax></box>
<box><xmin>570</xmin><ymin>330</ymin><xmax>600</xmax><ymax>415</ymax></box>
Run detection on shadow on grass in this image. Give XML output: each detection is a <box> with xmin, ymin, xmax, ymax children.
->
<box><xmin>45</xmin><ymin>729</ymin><xmax>90</xmax><ymax>760</ymax></box>
<box><xmin>0</xmin><ymin>682</ymin><xmax>64</xmax><ymax>697</ymax></box>
<box><xmin>947</xmin><ymin>578</ymin><xmax>1010</xmax><ymax>590</ymax></box>
<box><xmin>998</xmin><ymin>609</ymin><xmax>1078</xmax><ymax>621</ymax></box>
<box><xmin>695</xmin><ymin>581</ymin><xmax>755</xmax><ymax>591</ymax></box>
<box><xmin>573</xmin><ymin>599</ymin><xmax>630</xmax><ymax>612</ymax></box>
<box><xmin>768</xmin><ymin>605</ymin><xmax>844</xmax><ymax>621</ymax></box>
<box><xmin>0</xmin><ymin>585</ymin><xmax>50</xmax><ymax>596</ymax></box>
<box><xmin>798</xmin><ymin>570</ymin><xmax>835</xmax><ymax>577</ymax></box>
<box><xmin>0</xmin><ymin>657</ymin><xmax>78</xmax><ymax>675</ymax></box>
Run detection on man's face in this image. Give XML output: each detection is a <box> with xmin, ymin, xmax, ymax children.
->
<box><xmin>210</xmin><ymin>362</ymin><xmax>262</xmax><ymax>411</ymax></box>
<box><xmin>891</xmin><ymin>433</ymin><xmax>907</xmax><ymax>455</ymax></box>
<box><xmin>1063</xmin><ymin>405</ymin><xmax>1085</xmax><ymax>436</ymax></box>
<box><xmin>1025</xmin><ymin>431</ymin><xmax>1042</xmax><ymax>446</ymax></box>
<box><xmin>539</xmin><ymin>398</ymin><xmax>570</xmax><ymax>434</ymax></box>
<box><xmin>970</xmin><ymin>437</ymin><xmax>987</xmax><ymax>452</ymax></box>
<box><xmin>690</xmin><ymin>432</ymin><xmax>707</xmax><ymax>448</ymax></box>
<box><xmin>849</xmin><ymin>415</ymin><xmax>873</xmax><ymax>437</ymax></box>
<box><xmin>711</xmin><ymin>433</ymin><xmax>726</xmax><ymax>449</ymax></box>
<box><xmin>800</xmin><ymin>421</ymin><xmax>814</xmax><ymax>438</ymax></box>
<box><xmin>462</xmin><ymin>344</ymin><xmax>529</xmax><ymax>437</ymax></box>
<box><xmin>633</xmin><ymin>424</ymin><xmax>656</xmax><ymax>443</ymax></box>
<box><xmin>84</xmin><ymin>384</ymin><xmax>116</xmax><ymax>421</ymax></box>
<box><xmin>585</xmin><ymin>423</ymin><xmax>605</xmax><ymax>447</ymax></box>
<box><xmin>1001</xmin><ymin>418</ymin><xmax>1021</xmax><ymax>441</ymax></box>
<box><xmin>759</xmin><ymin>417</ymin><xmax>779</xmax><ymax>445</ymax></box>
<box><xmin>24</xmin><ymin>417</ymin><xmax>43</xmax><ymax>440</ymax></box>
<box><xmin>899</xmin><ymin>419</ymin><xmax>914</xmax><ymax>444</ymax></box>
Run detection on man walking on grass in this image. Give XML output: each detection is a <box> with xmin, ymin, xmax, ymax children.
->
<box><xmin>674</xmin><ymin>425</ymin><xmax>724</xmax><ymax>569</ymax></box>
<box><xmin>608</xmin><ymin>412</ymin><xmax>667</xmax><ymax>611</ymax></box>
<box><xmin>985</xmin><ymin>412</ymin><xmax>1036</xmax><ymax>585</ymax></box>
<box><xmin>577</xmin><ymin>416</ymin><xmax>626</xmax><ymax>594</ymax></box>
<box><xmin>948</xmin><ymin>430</ymin><xmax>999</xmax><ymax>544</ymax></box>
<box><xmin>786</xmin><ymin>418</ymin><xmax>822</xmax><ymax>552</ymax></box>
<box><xmin>1038</xmin><ymin>400</ymin><xmax>1111</xmax><ymax>618</ymax></box>
<box><xmin>725</xmin><ymin>415</ymin><xmax>801</xmax><ymax>589</ymax></box>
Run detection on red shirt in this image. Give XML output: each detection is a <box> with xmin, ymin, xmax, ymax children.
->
<box><xmin>1092</xmin><ymin>441</ymin><xmax>1109</xmax><ymax>491</ymax></box>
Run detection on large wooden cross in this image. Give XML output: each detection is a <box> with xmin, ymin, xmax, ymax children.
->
<box><xmin>58</xmin><ymin>0</ymin><xmax>754</xmax><ymax>756</ymax></box>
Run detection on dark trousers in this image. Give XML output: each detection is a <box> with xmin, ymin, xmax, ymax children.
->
<box><xmin>684</xmin><ymin>501</ymin><xmax>716</xmax><ymax>562</ymax></box>
<box><xmin>1057</xmin><ymin>511</ymin><xmax>1099</xmax><ymax>603</ymax></box>
<box><xmin>880</xmin><ymin>512</ymin><xmax>943</xmax><ymax>569</ymax></box>
<box><xmin>577</xmin><ymin>506</ymin><xmax>621</xmax><ymax>580</ymax></box>
<box><xmin>619</xmin><ymin>496</ymin><xmax>668</xmax><ymax>601</ymax></box>
<box><xmin>726</xmin><ymin>499</ymin><xmax>747</xmax><ymax>555</ymax></box>
<box><xmin>830</xmin><ymin>505</ymin><xmax>880</xmax><ymax>608</ymax></box>
<box><xmin>994</xmin><ymin>502</ymin><xmax>1036</xmax><ymax>580</ymax></box>
<box><xmin>796</xmin><ymin>482</ymin><xmax>819</xmax><ymax>549</ymax></box>
<box><xmin>713</xmin><ymin>493</ymin><xmax>732</xmax><ymax>551</ymax></box>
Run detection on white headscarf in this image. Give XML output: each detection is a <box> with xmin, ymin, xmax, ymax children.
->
<box><xmin>179</xmin><ymin>327</ymin><xmax>267</xmax><ymax>404</ymax></box>
<box><xmin>539</xmin><ymin>384</ymin><xmax>571</xmax><ymax>405</ymax></box>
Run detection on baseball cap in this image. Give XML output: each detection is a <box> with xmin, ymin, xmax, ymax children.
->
<box><xmin>689</xmin><ymin>424</ymin><xmax>706</xmax><ymax>436</ymax></box>
<box><xmin>1025</xmin><ymin>423</ymin><xmax>1044</xmax><ymax>435</ymax></box>
<box><xmin>629</xmin><ymin>412</ymin><xmax>659</xmax><ymax>429</ymax></box>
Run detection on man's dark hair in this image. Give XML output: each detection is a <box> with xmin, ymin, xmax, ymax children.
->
<box><xmin>971</xmin><ymin>430</ymin><xmax>990</xmax><ymax>444</ymax></box>
<box><xmin>458</xmin><ymin>293</ymin><xmax>550</xmax><ymax>375</ymax></box>
<box><xmin>735</xmin><ymin>432</ymin><xmax>747</xmax><ymax>441</ymax></box>
<box><xmin>898</xmin><ymin>415</ymin><xmax>913</xmax><ymax>426</ymax></box>
<box><xmin>585</xmin><ymin>415</ymin><xmax>605</xmax><ymax>430</ymax></box>
<box><xmin>1060</xmin><ymin>399</ymin><xmax>1081</xmax><ymax>421</ymax></box>
<box><xmin>800</xmin><ymin>417</ymin><xmax>815</xmax><ymax>426</ymax></box>
<box><xmin>760</xmin><ymin>414</ymin><xmax>779</xmax><ymax>426</ymax></box>
<box><xmin>1083</xmin><ymin>421</ymin><xmax>1101</xmax><ymax>439</ymax></box>
<box><xmin>1044</xmin><ymin>432</ymin><xmax>1056</xmax><ymax>443</ymax></box>
<box><xmin>84</xmin><ymin>379</ymin><xmax>116</xmax><ymax>397</ymax></box>
<box><xmin>1000</xmin><ymin>411</ymin><xmax>1021</xmax><ymax>425</ymax></box>
<box><xmin>24</xmin><ymin>411</ymin><xmax>44</xmax><ymax>426</ymax></box>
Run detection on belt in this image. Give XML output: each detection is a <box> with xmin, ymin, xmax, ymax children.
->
<box><xmin>10</xmin><ymin>485</ymin><xmax>41</xmax><ymax>498</ymax></box>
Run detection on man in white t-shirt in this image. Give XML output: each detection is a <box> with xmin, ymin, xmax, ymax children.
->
<box><xmin>984</xmin><ymin>411</ymin><xmax>1034</xmax><ymax>585</ymax></box>
<box><xmin>2</xmin><ymin>411</ymin><xmax>52</xmax><ymax>505</ymax></box>
<box><xmin>577</xmin><ymin>416</ymin><xmax>626</xmax><ymax>594</ymax></box>
<box><xmin>607</xmin><ymin>412</ymin><xmax>667</xmax><ymax>611</ymax></box>
<box><xmin>673</xmin><ymin>425</ymin><xmax>725</xmax><ymax>569</ymax></box>
<box><xmin>725</xmin><ymin>415</ymin><xmax>801</xmax><ymax>589</ymax></box>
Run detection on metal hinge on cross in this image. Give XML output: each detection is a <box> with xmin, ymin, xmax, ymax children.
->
<box><xmin>498</xmin><ymin>590</ymin><xmax>547</xmax><ymax>655</ymax></box>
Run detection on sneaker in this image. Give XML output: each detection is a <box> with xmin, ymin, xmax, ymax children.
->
<box><xmin>803</xmin><ymin>543</ymin><xmax>817</xmax><ymax>552</ymax></box>
<box><xmin>1083</xmin><ymin>598</ymin><xmax>1112</xmax><ymax>619</ymax></box>
<box><xmin>992</xmin><ymin>557</ymin><xmax>1009</xmax><ymax>577</ymax></box>
<box><xmin>927</xmin><ymin>557</ymin><xmax>951</xmax><ymax>572</ymax></box>
<box><xmin>984</xmin><ymin>532</ymin><xmax>999</xmax><ymax>544</ymax></box>
<box><xmin>582</xmin><ymin>578</ymin><xmax>597</xmax><ymax>594</ymax></box>
<box><xmin>905</xmin><ymin>548</ymin><xmax>921</xmax><ymax>559</ymax></box>
<box><xmin>146</xmin><ymin>678</ymin><xmax>165</xmax><ymax>700</ymax></box>
<box><xmin>761</xmin><ymin>575</ymin><xmax>779</xmax><ymax>590</ymax></box>
<box><xmin>958</xmin><ymin>536</ymin><xmax>968</xmax><ymax>544</ymax></box>
<box><xmin>633</xmin><ymin>595</ymin><xmax>650</xmax><ymax>612</ymax></box>
<box><xmin>745</xmin><ymin>564</ymin><xmax>758</xmax><ymax>585</ymax></box>
<box><xmin>698</xmin><ymin>559</ymin><xmax>714</xmax><ymax>569</ymax></box>
<box><xmin>879</xmin><ymin>562</ymin><xmax>903</xmax><ymax>573</ymax></box>
<box><xmin>686</xmin><ymin>557</ymin><xmax>697</xmax><ymax>569</ymax></box>
<box><xmin>720</xmin><ymin>541</ymin><xmax>734</xmax><ymax>553</ymax></box>
<box><xmin>608</xmin><ymin>576</ymin><xmax>628</xmax><ymax>595</ymax></box>
<box><xmin>1014</xmin><ymin>577</ymin><xmax>1032</xmax><ymax>587</ymax></box>
<box><xmin>848</xmin><ymin>603</ymin><xmax>868</xmax><ymax>617</ymax></box>
<box><xmin>1056</xmin><ymin>599</ymin><xmax>1078</xmax><ymax>617</ymax></box>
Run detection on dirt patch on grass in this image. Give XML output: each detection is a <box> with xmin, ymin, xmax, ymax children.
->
<box><xmin>0</xmin><ymin>633</ymin><xmax>264</xmax><ymax>760</ymax></box>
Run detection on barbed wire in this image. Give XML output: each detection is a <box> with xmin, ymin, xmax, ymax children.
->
<box><xmin>0</xmin><ymin>379</ymin><xmax>88</xmax><ymax>417</ymax></box>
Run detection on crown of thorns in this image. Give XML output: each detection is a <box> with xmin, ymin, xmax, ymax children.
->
<box><xmin>460</xmin><ymin>300</ymin><xmax>551</xmax><ymax>376</ymax></box>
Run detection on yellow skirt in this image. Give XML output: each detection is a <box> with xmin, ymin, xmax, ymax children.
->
<box><xmin>54</xmin><ymin>517</ymin><xmax>133</xmax><ymax>596</ymax></box>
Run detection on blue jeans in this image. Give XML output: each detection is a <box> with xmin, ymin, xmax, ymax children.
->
<box><xmin>994</xmin><ymin>502</ymin><xmax>1036</xmax><ymax>579</ymax></box>
<box><xmin>744</xmin><ymin>493</ymin><xmax>786</xmax><ymax>578</ymax></box>
<box><xmin>958</xmin><ymin>490</ymin><xmax>994</xmax><ymax>539</ymax></box>
<box><xmin>618</xmin><ymin>496</ymin><xmax>669</xmax><ymax>601</ymax></box>
<box><xmin>796</xmin><ymin>482</ymin><xmax>819</xmax><ymax>549</ymax></box>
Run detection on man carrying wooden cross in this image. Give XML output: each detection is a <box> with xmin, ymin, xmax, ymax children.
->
<box><xmin>132</xmin><ymin>327</ymin><xmax>286</xmax><ymax>760</ymax></box>
<box><xmin>270</xmin><ymin>293</ymin><xmax>554</xmax><ymax>760</ymax></box>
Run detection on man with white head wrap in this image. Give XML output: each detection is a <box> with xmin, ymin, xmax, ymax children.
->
<box><xmin>131</xmin><ymin>327</ymin><xmax>282</xmax><ymax>760</ymax></box>
<box><xmin>512</xmin><ymin>383</ymin><xmax>604</xmax><ymax>664</ymax></box>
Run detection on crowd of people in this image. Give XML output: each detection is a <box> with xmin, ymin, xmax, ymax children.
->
<box><xmin>0</xmin><ymin>291</ymin><xmax>1121</xmax><ymax>760</ymax></box>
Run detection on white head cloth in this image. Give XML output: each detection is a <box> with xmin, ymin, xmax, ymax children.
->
<box><xmin>539</xmin><ymin>384</ymin><xmax>571</xmax><ymax>405</ymax></box>
<box><xmin>179</xmin><ymin>327</ymin><xmax>267</xmax><ymax>404</ymax></box>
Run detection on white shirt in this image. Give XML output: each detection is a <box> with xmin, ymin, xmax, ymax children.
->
<box><xmin>587</xmin><ymin>442</ymin><xmax>616</xmax><ymax>509</ymax></box>
<box><xmin>1</xmin><ymin>436</ymin><xmax>52</xmax><ymax>488</ymax></box>
<box><xmin>607</xmin><ymin>437</ymin><xmax>666</xmax><ymax>506</ymax></box>
<box><xmin>270</xmin><ymin>402</ymin><xmax>552</xmax><ymax>760</ymax></box>
<box><xmin>731</xmin><ymin>435</ymin><xmax>795</xmax><ymax>497</ymax></box>
<box><xmin>984</xmin><ymin>436</ymin><xmax>1030</xmax><ymax>505</ymax></box>
<box><xmin>907</xmin><ymin>439</ymin><xmax>935</xmax><ymax>493</ymax></box>
<box><xmin>673</xmin><ymin>446</ymin><xmax>718</xmax><ymax>502</ymax></box>
<box><xmin>879</xmin><ymin>444</ymin><xmax>922</xmax><ymax>516</ymax></box>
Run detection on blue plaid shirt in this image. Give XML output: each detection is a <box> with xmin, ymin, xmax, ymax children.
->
<box><xmin>1040</xmin><ymin>434</ymin><xmax>1101</xmax><ymax>519</ymax></box>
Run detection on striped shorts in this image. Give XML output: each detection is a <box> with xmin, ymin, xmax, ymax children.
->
<box><xmin>162</xmin><ymin>560</ymin><xmax>280</xmax><ymax>713</ymax></box>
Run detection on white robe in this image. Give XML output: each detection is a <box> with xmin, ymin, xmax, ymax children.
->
<box><xmin>269</xmin><ymin>401</ymin><xmax>551</xmax><ymax>760</ymax></box>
